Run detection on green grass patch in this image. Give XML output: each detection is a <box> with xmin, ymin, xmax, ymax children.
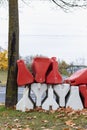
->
<box><xmin>0</xmin><ymin>106</ymin><xmax>87</xmax><ymax>130</ymax></box>
<box><xmin>0</xmin><ymin>70</ymin><xmax>7</xmax><ymax>86</ymax></box>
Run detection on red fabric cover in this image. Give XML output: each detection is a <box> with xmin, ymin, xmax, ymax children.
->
<box><xmin>32</xmin><ymin>57</ymin><xmax>51</xmax><ymax>83</ymax></box>
<box><xmin>79</xmin><ymin>85</ymin><xmax>87</xmax><ymax>108</ymax></box>
<box><xmin>64</xmin><ymin>68</ymin><xmax>87</xmax><ymax>85</ymax></box>
<box><xmin>17</xmin><ymin>60</ymin><xmax>34</xmax><ymax>86</ymax></box>
<box><xmin>46</xmin><ymin>57</ymin><xmax>62</xmax><ymax>84</ymax></box>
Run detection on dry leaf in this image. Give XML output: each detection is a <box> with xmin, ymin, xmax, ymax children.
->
<box><xmin>24</xmin><ymin>128</ymin><xmax>31</xmax><ymax>130</ymax></box>
<box><xmin>56</xmin><ymin>113</ymin><xmax>65</xmax><ymax>118</ymax></box>
<box><xmin>35</xmin><ymin>106</ymin><xmax>42</xmax><ymax>111</ymax></box>
<box><xmin>33</xmin><ymin>116</ymin><xmax>37</xmax><ymax>119</ymax></box>
<box><xmin>42</xmin><ymin>120</ymin><xmax>49</xmax><ymax>123</ymax></box>
<box><xmin>41</xmin><ymin>126</ymin><xmax>46</xmax><ymax>129</ymax></box>
<box><xmin>65</xmin><ymin>120</ymin><xmax>75</xmax><ymax>127</ymax></box>
<box><xmin>11</xmin><ymin>128</ymin><xmax>17</xmax><ymax>130</ymax></box>
<box><xmin>16</xmin><ymin>123</ymin><xmax>22</xmax><ymax>128</ymax></box>
<box><xmin>80</xmin><ymin>109</ymin><xmax>87</xmax><ymax>116</ymax></box>
<box><xmin>43</xmin><ymin>129</ymin><xmax>52</xmax><ymax>130</ymax></box>
<box><xmin>26</xmin><ymin>116</ymin><xmax>32</xmax><ymax>120</ymax></box>
<box><xmin>27</xmin><ymin>116</ymin><xmax>37</xmax><ymax>120</ymax></box>
<box><xmin>65</xmin><ymin>107</ymin><xmax>74</xmax><ymax>114</ymax></box>
<box><xmin>62</xmin><ymin>128</ymin><xmax>71</xmax><ymax>130</ymax></box>
<box><xmin>14</xmin><ymin>119</ymin><xmax>19</xmax><ymax>122</ymax></box>
<box><xmin>50</xmin><ymin>110</ymin><xmax>55</xmax><ymax>114</ymax></box>
<box><xmin>77</xmin><ymin>128</ymin><xmax>85</xmax><ymax>130</ymax></box>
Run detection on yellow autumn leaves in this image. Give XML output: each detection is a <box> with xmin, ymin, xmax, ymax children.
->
<box><xmin>0</xmin><ymin>50</ymin><xmax>8</xmax><ymax>70</ymax></box>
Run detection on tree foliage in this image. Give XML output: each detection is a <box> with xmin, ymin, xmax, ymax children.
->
<box><xmin>0</xmin><ymin>50</ymin><xmax>8</xmax><ymax>70</ymax></box>
<box><xmin>58</xmin><ymin>60</ymin><xmax>69</xmax><ymax>76</ymax></box>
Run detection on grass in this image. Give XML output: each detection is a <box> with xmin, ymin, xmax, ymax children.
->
<box><xmin>0</xmin><ymin>70</ymin><xmax>7</xmax><ymax>86</ymax></box>
<box><xmin>0</xmin><ymin>106</ymin><xmax>87</xmax><ymax>130</ymax></box>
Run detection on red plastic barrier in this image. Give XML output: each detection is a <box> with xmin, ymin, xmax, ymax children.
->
<box><xmin>64</xmin><ymin>68</ymin><xmax>87</xmax><ymax>85</ymax></box>
<box><xmin>79</xmin><ymin>85</ymin><xmax>87</xmax><ymax>108</ymax></box>
<box><xmin>46</xmin><ymin>57</ymin><xmax>62</xmax><ymax>84</ymax></box>
<box><xmin>32</xmin><ymin>57</ymin><xmax>51</xmax><ymax>83</ymax></box>
<box><xmin>17</xmin><ymin>60</ymin><xmax>34</xmax><ymax>86</ymax></box>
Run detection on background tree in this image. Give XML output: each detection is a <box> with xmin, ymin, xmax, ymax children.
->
<box><xmin>58</xmin><ymin>60</ymin><xmax>69</xmax><ymax>76</ymax></box>
<box><xmin>5</xmin><ymin>0</ymin><xmax>19</xmax><ymax>108</ymax></box>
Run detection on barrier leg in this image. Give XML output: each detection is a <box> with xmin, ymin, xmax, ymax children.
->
<box><xmin>16</xmin><ymin>87</ymin><xmax>34</xmax><ymax>112</ymax></box>
<box><xmin>66</xmin><ymin>86</ymin><xmax>83</xmax><ymax>110</ymax></box>
<box><xmin>31</xmin><ymin>83</ymin><xmax>47</xmax><ymax>107</ymax></box>
<box><xmin>79</xmin><ymin>85</ymin><xmax>87</xmax><ymax>108</ymax></box>
<box><xmin>42</xmin><ymin>85</ymin><xmax>59</xmax><ymax>110</ymax></box>
<box><xmin>54</xmin><ymin>84</ymin><xmax>70</xmax><ymax>107</ymax></box>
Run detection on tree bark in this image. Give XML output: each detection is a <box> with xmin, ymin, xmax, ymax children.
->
<box><xmin>5</xmin><ymin>0</ymin><xmax>19</xmax><ymax>108</ymax></box>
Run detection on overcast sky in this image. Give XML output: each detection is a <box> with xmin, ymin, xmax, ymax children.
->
<box><xmin>0</xmin><ymin>0</ymin><xmax>87</xmax><ymax>65</ymax></box>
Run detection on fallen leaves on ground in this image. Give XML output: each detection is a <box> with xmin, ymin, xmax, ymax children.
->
<box><xmin>14</xmin><ymin>119</ymin><xmax>19</xmax><ymax>122</ymax></box>
<box><xmin>65</xmin><ymin>120</ymin><xmax>76</xmax><ymax>127</ymax></box>
<box><xmin>26</xmin><ymin>115</ymin><xmax>37</xmax><ymax>120</ymax></box>
<box><xmin>62</xmin><ymin>128</ymin><xmax>71</xmax><ymax>130</ymax></box>
<box><xmin>42</xmin><ymin>120</ymin><xmax>49</xmax><ymax>123</ymax></box>
<box><xmin>1</xmin><ymin>106</ymin><xmax>87</xmax><ymax>130</ymax></box>
<box><xmin>24</xmin><ymin>128</ymin><xmax>31</xmax><ymax>130</ymax></box>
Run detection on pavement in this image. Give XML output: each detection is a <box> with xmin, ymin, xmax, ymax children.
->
<box><xmin>0</xmin><ymin>87</ymin><xmax>24</xmax><ymax>103</ymax></box>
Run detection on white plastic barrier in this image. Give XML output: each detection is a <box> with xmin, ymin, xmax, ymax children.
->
<box><xmin>31</xmin><ymin>83</ymin><xmax>47</xmax><ymax>107</ymax></box>
<box><xmin>66</xmin><ymin>86</ymin><xmax>83</xmax><ymax>110</ymax></box>
<box><xmin>54</xmin><ymin>84</ymin><xmax>70</xmax><ymax>107</ymax></box>
<box><xmin>16</xmin><ymin>84</ymin><xmax>84</xmax><ymax>112</ymax></box>
<box><xmin>16</xmin><ymin>87</ymin><xmax>34</xmax><ymax>112</ymax></box>
<box><xmin>42</xmin><ymin>85</ymin><xmax>59</xmax><ymax>110</ymax></box>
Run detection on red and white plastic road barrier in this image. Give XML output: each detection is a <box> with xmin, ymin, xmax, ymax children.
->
<box><xmin>31</xmin><ymin>83</ymin><xmax>47</xmax><ymax>107</ymax></box>
<box><xmin>16</xmin><ymin>60</ymin><xmax>34</xmax><ymax>111</ymax></box>
<box><xmin>64</xmin><ymin>68</ymin><xmax>87</xmax><ymax>86</ymax></box>
<box><xmin>42</xmin><ymin>85</ymin><xmax>59</xmax><ymax>110</ymax></box>
<box><xmin>16</xmin><ymin>58</ymin><xmax>87</xmax><ymax>112</ymax></box>
<box><xmin>16</xmin><ymin>87</ymin><xmax>34</xmax><ymax>112</ymax></box>
<box><xmin>54</xmin><ymin>84</ymin><xmax>70</xmax><ymax>107</ymax></box>
<box><xmin>32</xmin><ymin>57</ymin><xmax>51</xmax><ymax>83</ymax></box>
<box><xmin>17</xmin><ymin>60</ymin><xmax>34</xmax><ymax>86</ymax></box>
<box><xmin>79</xmin><ymin>85</ymin><xmax>87</xmax><ymax>108</ymax></box>
<box><xmin>66</xmin><ymin>86</ymin><xmax>83</xmax><ymax>110</ymax></box>
<box><xmin>46</xmin><ymin>57</ymin><xmax>62</xmax><ymax>84</ymax></box>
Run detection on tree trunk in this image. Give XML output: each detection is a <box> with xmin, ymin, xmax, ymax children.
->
<box><xmin>5</xmin><ymin>0</ymin><xmax>19</xmax><ymax>108</ymax></box>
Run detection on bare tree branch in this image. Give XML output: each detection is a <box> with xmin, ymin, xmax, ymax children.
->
<box><xmin>51</xmin><ymin>0</ymin><xmax>65</xmax><ymax>8</ymax></box>
<box><xmin>51</xmin><ymin>0</ymin><xmax>87</xmax><ymax>10</ymax></box>
<box><xmin>60</xmin><ymin>0</ymin><xmax>87</xmax><ymax>7</ymax></box>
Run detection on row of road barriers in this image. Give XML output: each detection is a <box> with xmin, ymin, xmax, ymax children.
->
<box><xmin>16</xmin><ymin>83</ymin><xmax>84</xmax><ymax>112</ymax></box>
<box><xmin>16</xmin><ymin>57</ymin><xmax>87</xmax><ymax>112</ymax></box>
